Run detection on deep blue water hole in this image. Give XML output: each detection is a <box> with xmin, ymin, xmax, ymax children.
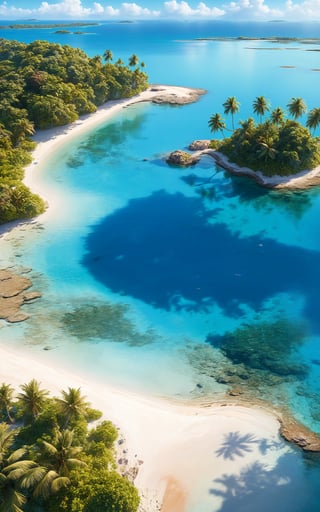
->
<box><xmin>83</xmin><ymin>190</ymin><xmax>320</xmax><ymax>328</ymax></box>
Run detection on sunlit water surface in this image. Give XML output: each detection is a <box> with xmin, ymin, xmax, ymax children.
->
<box><xmin>1</xmin><ymin>20</ymin><xmax>320</xmax><ymax>511</ymax></box>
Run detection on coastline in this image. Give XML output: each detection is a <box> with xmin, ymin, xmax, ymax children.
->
<box><xmin>0</xmin><ymin>343</ymin><xmax>286</xmax><ymax>512</ymax></box>
<box><xmin>186</xmin><ymin>142</ymin><xmax>320</xmax><ymax>190</ymax></box>
<box><xmin>0</xmin><ymin>84</ymin><xmax>318</xmax><ymax>510</ymax></box>
<box><xmin>208</xmin><ymin>150</ymin><xmax>320</xmax><ymax>190</ymax></box>
<box><xmin>20</xmin><ymin>84</ymin><xmax>205</xmax><ymax>224</ymax></box>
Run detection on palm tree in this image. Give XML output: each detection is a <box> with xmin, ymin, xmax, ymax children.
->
<box><xmin>287</xmin><ymin>97</ymin><xmax>307</xmax><ymax>120</ymax></box>
<box><xmin>17</xmin><ymin>379</ymin><xmax>49</xmax><ymax>424</ymax></box>
<box><xmin>11</xmin><ymin>118</ymin><xmax>35</xmax><ymax>146</ymax></box>
<box><xmin>38</xmin><ymin>429</ymin><xmax>86</xmax><ymax>477</ymax></box>
<box><xmin>128</xmin><ymin>54</ymin><xmax>139</xmax><ymax>68</ymax></box>
<box><xmin>32</xmin><ymin>468</ymin><xmax>70</xmax><ymax>500</ymax></box>
<box><xmin>270</xmin><ymin>107</ymin><xmax>286</xmax><ymax>126</ymax></box>
<box><xmin>0</xmin><ymin>383</ymin><xmax>14</xmax><ymax>423</ymax></box>
<box><xmin>208</xmin><ymin>113</ymin><xmax>226</xmax><ymax>136</ymax></box>
<box><xmin>253</xmin><ymin>96</ymin><xmax>270</xmax><ymax>123</ymax></box>
<box><xmin>223</xmin><ymin>96</ymin><xmax>240</xmax><ymax>130</ymax></box>
<box><xmin>257</xmin><ymin>139</ymin><xmax>278</xmax><ymax>162</ymax></box>
<box><xmin>239</xmin><ymin>117</ymin><xmax>255</xmax><ymax>135</ymax></box>
<box><xmin>306</xmin><ymin>107</ymin><xmax>320</xmax><ymax>134</ymax></box>
<box><xmin>56</xmin><ymin>387</ymin><xmax>89</xmax><ymax>429</ymax></box>
<box><xmin>0</xmin><ymin>424</ymin><xmax>43</xmax><ymax>512</ymax></box>
<box><xmin>103</xmin><ymin>49</ymin><xmax>113</xmax><ymax>64</ymax></box>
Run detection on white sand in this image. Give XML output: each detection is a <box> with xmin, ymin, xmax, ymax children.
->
<box><xmin>1</xmin><ymin>86</ymin><xmax>291</xmax><ymax>511</ymax></box>
<box><xmin>23</xmin><ymin>85</ymin><xmax>203</xmax><ymax>207</ymax></box>
<box><xmin>0</xmin><ymin>343</ymin><xmax>286</xmax><ymax>512</ymax></box>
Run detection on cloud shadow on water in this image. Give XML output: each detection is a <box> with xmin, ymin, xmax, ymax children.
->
<box><xmin>82</xmin><ymin>190</ymin><xmax>320</xmax><ymax>328</ymax></box>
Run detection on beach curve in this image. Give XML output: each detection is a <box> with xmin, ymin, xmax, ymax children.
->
<box><xmin>0</xmin><ymin>343</ymin><xmax>286</xmax><ymax>512</ymax></box>
<box><xmin>0</xmin><ymin>84</ymin><xmax>314</xmax><ymax>511</ymax></box>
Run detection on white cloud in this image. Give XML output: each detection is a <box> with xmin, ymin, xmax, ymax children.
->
<box><xmin>38</xmin><ymin>0</ymin><xmax>91</xmax><ymax>16</ymax></box>
<box><xmin>119</xmin><ymin>2</ymin><xmax>160</xmax><ymax>17</ymax></box>
<box><xmin>284</xmin><ymin>0</ymin><xmax>320</xmax><ymax>18</ymax></box>
<box><xmin>164</xmin><ymin>0</ymin><xmax>224</xmax><ymax>17</ymax></box>
<box><xmin>103</xmin><ymin>4</ymin><xmax>120</xmax><ymax>15</ymax></box>
<box><xmin>222</xmin><ymin>0</ymin><xmax>282</xmax><ymax>19</ymax></box>
<box><xmin>1</xmin><ymin>0</ymin><xmax>320</xmax><ymax>20</ymax></box>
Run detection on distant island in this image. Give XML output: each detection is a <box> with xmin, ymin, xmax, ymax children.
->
<box><xmin>0</xmin><ymin>22</ymin><xmax>98</xmax><ymax>29</ymax></box>
<box><xmin>194</xmin><ymin>36</ymin><xmax>320</xmax><ymax>45</ymax></box>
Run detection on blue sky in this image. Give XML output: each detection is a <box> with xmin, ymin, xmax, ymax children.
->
<box><xmin>0</xmin><ymin>0</ymin><xmax>319</xmax><ymax>21</ymax></box>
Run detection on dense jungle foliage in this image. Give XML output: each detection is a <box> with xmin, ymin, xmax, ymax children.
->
<box><xmin>209</xmin><ymin>96</ymin><xmax>320</xmax><ymax>176</ymax></box>
<box><xmin>0</xmin><ymin>380</ymin><xmax>140</xmax><ymax>512</ymax></box>
<box><xmin>0</xmin><ymin>38</ymin><xmax>148</xmax><ymax>224</ymax></box>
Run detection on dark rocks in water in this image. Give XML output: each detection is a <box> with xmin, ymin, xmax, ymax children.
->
<box><xmin>166</xmin><ymin>150</ymin><xmax>200</xmax><ymax>167</ymax></box>
<box><xmin>227</xmin><ymin>388</ymin><xmax>244</xmax><ymax>396</ymax></box>
<box><xmin>61</xmin><ymin>301</ymin><xmax>158</xmax><ymax>346</ymax></box>
<box><xmin>207</xmin><ymin>319</ymin><xmax>309</xmax><ymax>378</ymax></box>
<box><xmin>0</xmin><ymin>268</ymin><xmax>41</xmax><ymax>323</ymax></box>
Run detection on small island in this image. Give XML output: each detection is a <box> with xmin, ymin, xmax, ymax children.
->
<box><xmin>0</xmin><ymin>22</ymin><xmax>98</xmax><ymax>29</ymax></box>
<box><xmin>168</xmin><ymin>95</ymin><xmax>320</xmax><ymax>190</ymax></box>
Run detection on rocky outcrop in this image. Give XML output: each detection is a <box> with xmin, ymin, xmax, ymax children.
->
<box><xmin>188</xmin><ymin>140</ymin><xmax>211</xmax><ymax>150</ymax></box>
<box><xmin>166</xmin><ymin>150</ymin><xmax>200</xmax><ymax>167</ymax></box>
<box><xmin>279</xmin><ymin>416</ymin><xmax>320</xmax><ymax>452</ymax></box>
<box><xmin>150</xmin><ymin>86</ymin><xmax>206</xmax><ymax>105</ymax></box>
<box><xmin>0</xmin><ymin>269</ymin><xmax>41</xmax><ymax>323</ymax></box>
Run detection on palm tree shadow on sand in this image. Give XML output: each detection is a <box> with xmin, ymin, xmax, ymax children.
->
<box><xmin>215</xmin><ymin>432</ymin><xmax>258</xmax><ymax>460</ymax></box>
<box><xmin>210</xmin><ymin>452</ymin><xmax>320</xmax><ymax>512</ymax></box>
<box><xmin>215</xmin><ymin>431</ymin><xmax>288</xmax><ymax>461</ymax></box>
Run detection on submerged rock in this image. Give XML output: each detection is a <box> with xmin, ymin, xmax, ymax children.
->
<box><xmin>0</xmin><ymin>268</ymin><xmax>41</xmax><ymax>323</ymax></box>
<box><xmin>166</xmin><ymin>150</ymin><xmax>200</xmax><ymax>167</ymax></box>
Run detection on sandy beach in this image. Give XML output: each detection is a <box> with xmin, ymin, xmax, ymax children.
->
<box><xmin>0</xmin><ymin>343</ymin><xmax>287</xmax><ymax>512</ymax></box>
<box><xmin>0</xmin><ymin>85</ymin><xmax>301</xmax><ymax>511</ymax></box>
<box><xmin>23</xmin><ymin>85</ymin><xmax>205</xmax><ymax>207</ymax></box>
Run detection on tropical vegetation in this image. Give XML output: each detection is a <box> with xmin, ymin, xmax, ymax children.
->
<box><xmin>0</xmin><ymin>38</ymin><xmax>149</xmax><ymax>224</ymax></box>
<box><xmin>0</xmin><ymin>380</ymin><xmax>140</xmax><ymax>512</ymax></box>
<box><xmin>208</xmin><ymin>95</ymin><xmax>320</xmax><ymax>176</ymax></box>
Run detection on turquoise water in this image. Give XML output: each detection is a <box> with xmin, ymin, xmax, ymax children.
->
<box><xmin>1</xmin><ymin>20</ymin><xmax>320</xmax><ymax>510</ymax></box>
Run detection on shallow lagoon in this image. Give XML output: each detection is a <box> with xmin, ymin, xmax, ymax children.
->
<box><xmin>1</xmin><ymin>20</ymin><xmax>320</xmax><ymax>510</ymax></box>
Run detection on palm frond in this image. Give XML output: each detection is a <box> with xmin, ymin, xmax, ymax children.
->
<box><xmin>19</xmin><ymin>466</ymin><xmax>46</xmax><ymax>489</ymax></box>
<box><xmin>7</xmin><ymin>448</ymin><xmax>27</xmax><ymax>464</ymax></box>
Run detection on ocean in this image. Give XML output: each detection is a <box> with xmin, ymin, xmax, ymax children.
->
<box><xmin>1</xmin><ymin>19</ymin><xmax>320</xmax><ymax>510</ymax></box>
